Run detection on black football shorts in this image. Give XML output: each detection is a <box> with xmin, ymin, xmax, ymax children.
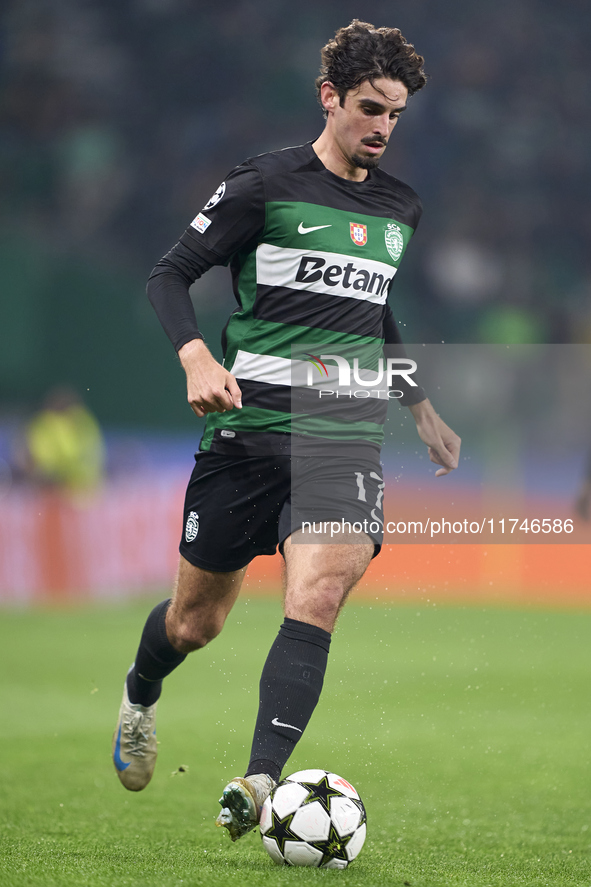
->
<box><xmin>179</xmin><ymin>451</ymin><xmax>385</xmax><ymax>572</ymax></box>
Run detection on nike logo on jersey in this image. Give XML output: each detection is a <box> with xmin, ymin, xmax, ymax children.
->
<box><xmin>298</xmin><ymin>223</ymin><xmax>332</xmax><ymax>234</ymax></box>
<box><xmin>272</xmin><ymin>716</ymin><xmax>303</xmax><ymax>732</ymax></box>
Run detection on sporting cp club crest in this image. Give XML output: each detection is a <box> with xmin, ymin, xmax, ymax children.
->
<box><xmin>185</xmin><ymin>511</ymin><xmax>199</xmax><ymax>542</ymax></box>
<box><xmin>385</xmin><ymin>223</ymin><xmax>404</xmax><ymax>261</ymax></box>
<box><xmin>350</xmin><ymin>222</ymin><xmax>368</xmax><ymax>246</ymax></box>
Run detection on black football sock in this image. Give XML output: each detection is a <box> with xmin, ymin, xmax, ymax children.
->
<box><xmin>126</xmin><ymin>599</ymin><xmax>187</xmax><ymax>706</ymax></box>
<box><xmin>245</xmin><ymin>618</ymin><xmax>331</xmax><ymax>784</ymax></box>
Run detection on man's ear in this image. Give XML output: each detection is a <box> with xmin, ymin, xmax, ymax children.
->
<box><xmin>320</xmin><ymin>81</ymin><xmax>339</xmax><ymax>115</ymax></box>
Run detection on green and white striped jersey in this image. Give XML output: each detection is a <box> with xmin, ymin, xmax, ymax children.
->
<box><xmin>182</xmin><ymin>142</ymin><xmax>422</xmax><ymax>455</ymax></box>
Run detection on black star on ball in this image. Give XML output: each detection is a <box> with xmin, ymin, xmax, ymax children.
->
<box><xmin>315</xmin><ymin>821</ymin><xmax>353</xmax><ymax>867</ymax></box>
<box><xmin>299</xmin><ymin>775</ymin><xmax>344</xmax><ymax>813</ymax></box>
<box><xmin>265</xmin><ymin>809</ymin><xmax>299</xmax><ymax>857</ymax></box>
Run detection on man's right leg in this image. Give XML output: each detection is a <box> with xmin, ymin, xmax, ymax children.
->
<box><xmin>113</xmin><ymin>555</ymin><xmax>246</xmax><ymax>791</ymax></box>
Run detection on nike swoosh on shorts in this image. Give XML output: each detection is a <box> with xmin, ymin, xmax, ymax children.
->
<box><xmin>271</xmin><ymin>716</ymin><xmax>303</xmax><ymax>732</ymax></box>
<box><xmin>298</xmin><ymin>223</ymin><xmax>332</xmax><ymax>234</ymax></box>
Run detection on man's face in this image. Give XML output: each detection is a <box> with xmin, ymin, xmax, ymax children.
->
<box><xmin>323</xmin><ymin>77</ymin><xmax>408</xmax><ymax>171</ymax></box>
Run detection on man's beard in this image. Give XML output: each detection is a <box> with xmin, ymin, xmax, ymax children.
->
<box><xmin>351</xmin><ymin>153</ymin><xmax>382</xmax><ymax>170</ymax></box>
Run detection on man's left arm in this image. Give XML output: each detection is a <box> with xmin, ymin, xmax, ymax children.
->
<box><xmin>383</xmin><ymin>306</ymin><xmax>460</xmax><ymax>476</ymax></box>
<box><xmin>382</xmin><ymin>305</ymin><xmax>425</xmax><ymax>406</ymax></box>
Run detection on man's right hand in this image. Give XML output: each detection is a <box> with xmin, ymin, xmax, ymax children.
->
<box><xmin>177</xmin><ymin>339</ymin><xmax>242</xmax><ymax>418</ymax></box>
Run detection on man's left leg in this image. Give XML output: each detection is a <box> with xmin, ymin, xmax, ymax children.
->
<box><xmin>216</xmin><ymin>531</ymin><xmax>373</xmax><ymax>840</ymax></box>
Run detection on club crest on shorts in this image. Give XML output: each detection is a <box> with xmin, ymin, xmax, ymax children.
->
<box><xmin>385</xmin><ymin>222</ymin><xmax>404</xmax><ymax>261</ymax></box>
<box><xmin>185</xmin><ymin>511</ymin><xmax>199</xmax><ymax>542</ymax></box>
<box><xmin>350</xmin><ymin>222</ymin><xmax>367</xmax><ymax>245</ymax></box>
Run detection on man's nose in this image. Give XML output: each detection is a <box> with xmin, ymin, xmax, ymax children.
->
<box><xmin>374</xmin><ymin>113</ymin><xmax>391</xmax><ymax>135</ymax></box>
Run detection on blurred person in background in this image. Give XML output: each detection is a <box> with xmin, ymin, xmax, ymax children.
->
<box><xmin>22</xmin><ymin>386</ymin><xmax>105</xmax><ymax>493</ymax></box>
<box><xmin>574</xmin><ymin>450</ymin><xmax>591</xmax><ymax>521</ymax></box>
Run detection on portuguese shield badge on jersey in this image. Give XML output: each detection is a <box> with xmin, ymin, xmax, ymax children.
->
<box><xmin>350</xmin><ymin>222</ymin><xmax>368</xmax><ymax>245</ymax></box>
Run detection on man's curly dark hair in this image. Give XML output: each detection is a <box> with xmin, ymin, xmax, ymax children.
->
<box><xmin>315</xmin><ymin>20</ymin><xmax>427</xmax><ymax>112</ymax></box>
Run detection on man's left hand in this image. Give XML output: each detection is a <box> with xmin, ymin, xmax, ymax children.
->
<box><xmin>409</xmin><ymin>398</ymin><xmax>461</xmax><ymax>477</ymax></box>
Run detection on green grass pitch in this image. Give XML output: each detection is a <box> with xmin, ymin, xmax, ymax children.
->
<box><xmin>1</xmin><ymin>596</ymin><xmax>590</xmax><ymax>886</ymax></box>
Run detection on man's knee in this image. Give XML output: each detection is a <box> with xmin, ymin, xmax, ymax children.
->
<box><xmin>307</xmin><ymin>571</ymin><xmax>350</xmax><ymax>609</ymax></box>
<box><xmin>284</xmin><ymin>565</ymin><xmax>359</xmax><ymax>631</ymax></box>
<box><xmin>166</xmin><ymin>558</ymin><xmax>245</xmax><ymax>653</ymax></box>
<box><xmin>166</xmin><ymin>605</ymin><xmax>225</xmax><ymax>653</ymax></box>
<box><xmin>289</xmin><ymin>594</ymin><xmax>345</xmax><ymax>632</ymax></box>
<box><xmin>283</xmin><ymin>539</ymin><xmax>374</xmax><ymax>631</ymax></box>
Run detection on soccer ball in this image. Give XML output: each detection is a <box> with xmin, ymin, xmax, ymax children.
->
<box><xmin>259</xmin><ymin>768</ymin><xmax>367</xmax><ymax>869</ymax></box>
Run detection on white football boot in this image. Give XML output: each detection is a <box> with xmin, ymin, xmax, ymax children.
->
<box><xmin>216</xmin><ymin>774</ymin><xmax>276</xmax><ymax>841</ymax></box>
<box><xmin>112</xmin><ymin>681</ymin><xmax>158</xmax><ymax>791</ymax></box>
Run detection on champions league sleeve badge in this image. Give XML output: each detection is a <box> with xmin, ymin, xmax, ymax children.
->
<box><xmin>203</xmin><ymin>182</ymin><xmax>226</xmax><ymax>211</ymax></box>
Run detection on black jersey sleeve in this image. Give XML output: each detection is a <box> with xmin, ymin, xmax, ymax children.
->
<box><xmin>181</xmin><ymin>163</ymin><xmax>266</xmax><ymax>263</ymax></box>
<box><xmin>383</xmin><ymin>304</ymin><xmax>426</xmax><ymax>406</ymax></box>
<box><xmin>147</xmin><ymin>240</ymin><xmax>212</xmax><ymax>351</ymax></box>
<box><xmin>147</xmin><ymin>163</ymin><xmax>265</xmax><ymax>352</ymax></box>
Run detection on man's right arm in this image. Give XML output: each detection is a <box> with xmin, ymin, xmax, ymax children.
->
<box><xmin>147</xmin><ymin>238</ymin><xmax>210</xmax><ymax>352</ymax></box>
<box><xmin>147</xmin><ymin>240</ymin><xmax>241</xmax><ymax>417</ymax></box>
<box><xmin>146</xmin><ymin>163</ymin><xmax>265</xmax><ymax>417</ymax></box>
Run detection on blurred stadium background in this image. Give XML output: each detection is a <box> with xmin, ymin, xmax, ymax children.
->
<box><xmin>1</xmin><ymin>0</ymin><xmax>590</xmax><ymax>603</ymax></box>
<box><xmin>2</xmin><ymin>5</ymin><xmax>591</xmax><ymax>886</ymax></box>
